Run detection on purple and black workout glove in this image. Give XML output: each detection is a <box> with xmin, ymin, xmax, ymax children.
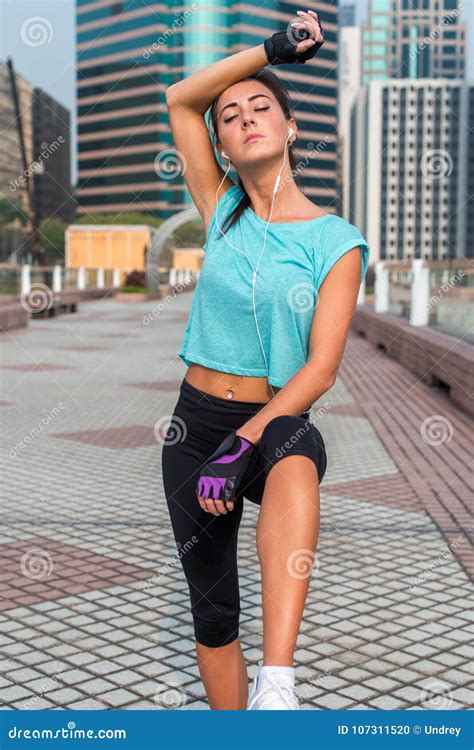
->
<box><xmin>196</xmin><ymin>430</ymin><xmax>255</xmax><ymax>504</ymax></box>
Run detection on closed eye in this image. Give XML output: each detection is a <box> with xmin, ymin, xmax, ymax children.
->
<box><xmin>224</xmin><ymin>106</ymin><xmax>270</xmax><ymax>124</ymax></box>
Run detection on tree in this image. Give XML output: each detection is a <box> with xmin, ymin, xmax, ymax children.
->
<box><xmin>0</xmin><ymin>196</ymin><xmax>29</xmax><ymax>227</ymax></box>
<box><xmin>38</xmin><ymin>218</ymin><xmax>67</xmax><ymax>262</ymax></box>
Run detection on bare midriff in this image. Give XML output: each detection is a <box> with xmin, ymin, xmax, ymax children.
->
<box><xmin>184</xmin><ymin>362</ymin><xmax>281</xmax><ymax>404</ymax></box>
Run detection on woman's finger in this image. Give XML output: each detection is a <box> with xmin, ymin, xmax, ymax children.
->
<box><xmin>214</xmin><ymin>499</ymin><xmax>228</xmax><ymax>514</ymax></box>
<box><xmin>204</xmin><ymin>498</ymin><xmax>220</xmax><ymax>515</ymax></box>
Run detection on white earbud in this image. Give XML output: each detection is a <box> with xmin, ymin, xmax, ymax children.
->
<box><xmin>288</xmin><ymin>127</ymin><xmax>294</xmax><ymax>141</ymax></box>
<box><xmin>222</xmin><ymin>150</ymin><xmax>229</xmax><ymax>160</ymax></box>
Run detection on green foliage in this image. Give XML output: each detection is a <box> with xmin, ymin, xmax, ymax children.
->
<box><xmin>119</xmin><ymin>285</ymin><xmax>148</xmax><ymax>293</ymax></box>
<box><xmin>0</xmin><ymin>196</ymin><xmax>29</xmax><ymax>226</ymax></box>
<box><xmin>172</xmin><ymin>219</ymin><xmax>205</xmax><ymax>248</ymax></box>
<box><xmin>39</xmin><ymin>217</ymin><xmax>67</xmax><ymax>260</ymax></box>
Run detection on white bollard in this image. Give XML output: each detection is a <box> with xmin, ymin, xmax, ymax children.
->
<box><xmin>169</xmin><ymin>268</ymin><xmax>177</xmax><ymax>286</ymax></box>
<box><xmin>52</xmin><ymin>265</ymin><xmax>62</xmax><ymax>292</ymax></box>
<box><xmin>21</xmin><ymin>264</ymin><xmax>31</xmax><ymax>295</ymax></box>
<box><xmin>77</xmin><ymin>266</ymin><xmax>86</xmax><ymax>290</ymax></box>
<box><xmin>96</xmin><ymin>268</ymin><xmax>105</xmax><ymax>288</ymax></box>
<box><xmin>374</xmin><ymin>261</ymin><xmax>389</xmax><ymax>313</ymax></box>
<box><xmin>410</xmin><ymin>259</ymin><xmax>430</xmax><ymax>326</ymax></box>
<box><xmin>112</xmin><ymin>268</ymin><xmax>121</xmax><ymax>288</ymax></box>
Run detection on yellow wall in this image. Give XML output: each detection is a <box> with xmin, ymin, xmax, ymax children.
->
<box><xmin>67</xmin><ymin>227</ymin><xmax>151</xmax><ymax>270</ymax></box>
<box><xmin>173</xmin><ymin>249</ymin><xmax>204</xmax><ymax>271</ymax></box>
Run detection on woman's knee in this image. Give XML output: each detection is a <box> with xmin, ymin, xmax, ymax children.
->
<box><xmin>260</xmin><ymin>414</ymin><xmax>327</xmax><ymax>483</ymax></box>
<box><xmin>194</xmin><ymin>614</ymin><xmax>240</xmax><ymax>648</ymax></box>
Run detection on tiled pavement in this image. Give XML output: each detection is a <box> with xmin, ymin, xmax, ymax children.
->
<box><xmin>0</xmin><ymin>292</ymin><xmax>472</xmax><ymax>711</ymax></box>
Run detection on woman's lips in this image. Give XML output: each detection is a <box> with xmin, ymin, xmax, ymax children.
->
<box><xmin>244</xmin><ymin>134</ymin><xmax>263</xmax><ymax>144</ymax></box>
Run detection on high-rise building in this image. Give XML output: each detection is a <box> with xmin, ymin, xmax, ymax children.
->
<box><xmin>339</xmin><ymin>3</ymin><xmax>356</xmax><ymax>27</ymax></box>
<box><xmin>338</xmin><ymin>24</ymin><xmax>362</xmax><ymax>220</ymax></box>
<box><xmin>466</xmin><ymin>86</ymin><xmax>474</xmax><ymax>260</ymax></box>
<box><xmin>0</xmin><ymin>61</ymin><xmax>34</xmax><ymax>217</ymax></box>
<box><xmin>0</xmin><ymin>59</ymin><xmax>72</xmax><ymax>227</ymax></box>
<box><xmin>76</xmin><ymin>0</ymin><xmax>339</xmax><ymax>219</ymax></box>
<box><xmin>32</xmin><ymin>90</ymin><xmax>73</xmax><ymax>226</ymax></box>
<box><xmin>349</xmin><ymin>79</ymin><xmax>471</xmax><ymax>263</ymax></box>
<box><xmin>363</xmin><ymin>0</ymin><xmax>466</xmax><ymax>84</ymax></box>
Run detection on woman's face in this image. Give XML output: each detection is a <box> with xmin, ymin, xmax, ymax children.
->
<box><xmin>215</xmin><ymin>81</ymin><xmax>294</xmax><ymax>167</ymax></box>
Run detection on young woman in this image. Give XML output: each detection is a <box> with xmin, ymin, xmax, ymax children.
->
<box><xmin>161</xmin><ymin>9</ymin><xmax>369</xmax><ymax>710</ymax></box>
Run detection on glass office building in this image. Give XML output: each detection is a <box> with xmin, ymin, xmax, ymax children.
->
<box><xmin>363</xmin><ymin>0</ymin><xmax>466</xmax><ymax>84</ymax></box>
<box><xmin>76</xmin><ymin>0</ymin><xmax>338</xmax><ymax>219</ymax></box>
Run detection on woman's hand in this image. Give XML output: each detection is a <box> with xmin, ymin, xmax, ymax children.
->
<box><xmin>264</xmin><ymin>8</ymin><xmax>325</xmax><ymax>66</ymax></box>
<box><xmin>292</xmin><ymin>10</ymin><xmax>325</xmax><ymax>57</ymax></box>
<box><xmin>196</xmin><ymin>430</ymin><xmax>255</xmax><ymax>516</ymax></box>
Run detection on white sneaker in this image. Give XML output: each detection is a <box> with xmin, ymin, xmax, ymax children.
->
<box><xmin>247</xmin><ymin>666</ymin><xmax>299</xmax><ymax>710</ymax></box>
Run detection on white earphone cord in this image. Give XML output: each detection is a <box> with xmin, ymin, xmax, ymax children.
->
<box><xmin>214</xmin><ymin>129</ymin><xmax>294</xmax><ymax>400</ymax></box>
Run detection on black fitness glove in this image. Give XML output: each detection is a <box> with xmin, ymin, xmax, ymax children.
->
<box><xmin>264</xmin><ymin>24</ymin><xmax>324</xmax><ymax>66</ymax></box>
<box><xmin>196</xmin><ymin>430</ymin><xmax>255</xmax><ymax>503</ymax></box>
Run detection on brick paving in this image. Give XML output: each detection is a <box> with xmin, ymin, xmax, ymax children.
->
<box><xmin>0</xmin><ymin>294</ymin><xmax>472</xmax><ymax>710</ymax></box>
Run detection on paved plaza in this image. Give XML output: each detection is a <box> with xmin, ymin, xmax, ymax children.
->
<box><xmin>0</xmin><ymin>292</ymin><xmax>472</xmax><ymax>710</ymax></box>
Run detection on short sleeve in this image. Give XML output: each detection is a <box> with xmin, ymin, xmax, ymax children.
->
<box><xmin>314</xmin><ymin>216</ymin><xmax>370</xmax><ymax>292</ymax></box>
<box><xmin>203</xmin><ymin>183</ymin><xmax>244</xmax><ymax>251</ymax></box>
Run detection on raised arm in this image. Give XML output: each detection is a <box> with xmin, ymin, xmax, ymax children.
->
<box><xmin>165</xmin><ymin>21</ymin><xmax>319</xmax><ymax>235</ymax></box>
<box><xmin>165</xmin><ymin>45</ymin><xmax>268</xmax><ymax>235</ymax></box>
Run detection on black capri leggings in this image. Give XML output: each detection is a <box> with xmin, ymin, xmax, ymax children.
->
<box><xmin>161</xmin><ymin>376</ymin><xmax>327</xmax><ymax>648</ymax></box>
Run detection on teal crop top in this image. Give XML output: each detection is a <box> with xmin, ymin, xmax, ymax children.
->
<box><xmin>178</xmin><ymin>182</ymin><xmax>370</xmax><ymax>388</ymax></box>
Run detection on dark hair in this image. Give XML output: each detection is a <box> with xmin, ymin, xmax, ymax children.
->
<box><xmin>209</xmin><ymin>68</ymin><xmax>302</xmax><ymax>235</ymax></box>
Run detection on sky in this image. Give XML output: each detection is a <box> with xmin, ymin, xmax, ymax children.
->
<box><xmin>0</xmin><ymin>0</ymin><xmax>472</xmax><ymax>186</ymax></box>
